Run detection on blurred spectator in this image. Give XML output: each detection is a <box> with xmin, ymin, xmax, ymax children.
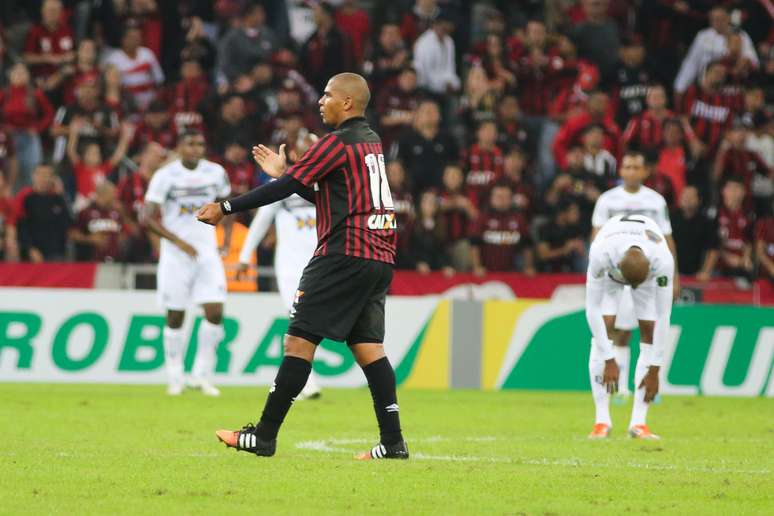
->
<box><xmin>717</xmin><ymin>178</ymin><xmax>754</xmax><ymax>283</ymax></box>
<box><xmin>23</xmin><ymin>0</ymin><xmax>75</xmax><ymax>89</ymax></box>
<box><xmin>375</xmin><ymin>67</ymin><xmax>422</xmax><ymax>152</ymax></box>
<box><xmin>536</xmin><ymin>198</ymin><xmax>586</xmax><ymax>273</ymax></box>
<box><xmin>335</xmin><ymin>0</ymin><xmax>371</xmax><ymax>66</ymax></box>
<box><xmin>400</xmin><ymin>0</ymin><xmax>440</xmax><ymax>45</ymax></box>
<box><xmin>103</xmin><ymin>64</ymin><xmax>137</xmax><ymax>115</ymax></box>
<box><xmin>747</xmin><ymin>111</ymin><xmax>773</xmax><ymax>169</ymax></box>
<box><xmin>438</xmin><ymin>163</ymin><xmax>476</xmax><ymax>271</ymax></box>
<box><xmin>116</xmin><ymin>0</ymin><xmax>163</xmax><ymax>60</ymax></box>
<box><xmin>392</xmin><ymin>99</ymin><xmax>457</xmax><ymax>198</ymax></box>
<box><xmin>720</xmin><ymin>32</ymin><xmax>757</xmax><ymax>87</ymax></box>
<box><xmin>364</xmin><ymin>22</ymin><xmax>411</xmax><ymax>93</ymax></box>
<box><xmin>549</xmin><ymin>61</ymin><xmax>601</xmax><ymax>124</ymax></box>
<box><xmin>459</xmin><ymin>64</ymin><xmax>500</xmax><ymax>129</ymax></box>
<box><xmin>713</xmin><ymin>119</ymin><xmax>768</xmax><ymax>195</ymax></box>
<box><xmin>413</xmin><ymin>13</ymin><xmax>460</xmax><ymax>96</ymax></box>
<box><xmin>51</xmin><ymin>79</ymin><xmax>120</xmax><ymax>163</ymax></box>
<box><xmin>217</xmin><ymin>3</ymin><xmax>278</xmax><ymax>84</ymax></box>
<box><xmin>59</xmin><ymin>39</ymin><xmax>100</xmax><ymax>106</ymax></box>
<box><xmin>675</xmin><ymin>60</ymin><xmax>743</xmax><ymax>158</ymax></box>
<box><xmin>408</xmin><ymin>190</ymin><xmax>452</xmax><ymax>274</ymax></box>
<box><xmin>553</xmin><ymin>91</ymin><xmax>620</xmax><ymax>173</ymax></box>
<box><xmin>580</xmin><ymin>124</ymin><xmax>617</xmax><ymax>183</ymax></box>
<box><xmin>623</xmin><ymin>84</ymin><xmax>680</xmax><ymax>154</ymax></box>
<box><xmin>104</xmin><ymin>25</ymin><xmax>165</xmax><ymax>111</ymax></box>
<box><xmin>463</xmin><ymin>120</ymin><xmax>504</xmax><ymax>207</ymax></box>
<box><xmin>300</xmin><ymin>2</ymin><xmax>355</xmax><ymax>95</ymax></box>
<box><xmin>671</xmin><ymin>185</ymin><xmax>718</xmax><ymax>281</ymax></box>
<box><xmin>511</xmin><ymin>20</ymin><xmax>567</xmax><ymax>117</ymax></box>
<box><xmin>502</xmin><ymin>148</ymin><xmax>534</xmax><ymax>215</ymax></box>
<box><xmin>496</xmin><ymin>95</ymin><xmax>535</xmax><ymax>156</ymax></box>
<box><xmin>475</xmin><ymin>32</ymin><xmax>516</xmax><ymax>92</ymax></box>
<box><xmin>67</xmin><ymin>121</ymin><xmax>134</xmax><ymax>212</ymax></box>
<box><xmin>0</xmin><ymin>172</ymin><xmax>19</xmax><ymax>261</ymax></box>
<box><xmin>132</xmin><ymin>100</ymin><xmax>175</xmax><ymax>152</ymax></box>
<box><xmin>543</xmin><ymin>145</ymin><xmax>603</xmax><ymax>233</ymax></box>
<box><xmin>69</xmin><ymin>181</ymin><xmax>132</xmax><ymax>262</ymax></box>
<box><xmin>0</xmin><ymin>30</ymin><xmax>20</xmax><ymax>90</ymax></box>
<box><xmin>610</xmin><ymin>34</ymin><xmax>652</xmax><ymax>128</ymax></box>
<box><xmin>0</xmin><ymin>130</ymin><xmax>19</xmax><ymax>193</ymax></box>
<box><xmin>16</xmin><ymin>163</ymin><xmax>71</xmax><ymax>262</ymax></box>
<box><xmin>570</xmin><ymin>0</ymin><xmax>621</xmax><ymax>83</ymax></box>
<box><xmin>222</xmin><ymin>141</ymin><xmax>258</xmax><ymax>197</ymax></box>
<box><xmin>674</xmin><ymin>6</ymin><xmax>759</xmax><ymax>94</ymax></box>
<box><xmin>0</xmin><ymin>63</ymin><xmax>54</xmax><ymax>190</ymax></box>
<box><xmin>643</xmin><ymin>150</ymin><xmax>676</xmax><ymax>207</ymax></box>
<box><xmin>755</xmin><ymin>216</ymin><xmax>774</xmax><ymax>281</ymax></box>
<box><xmin>386</xmin><ymin>160</ymin><xmax>415</xmax><ymax>268</ymax></box>
<box><xmin>169</xmin><ymin>58</ymin><xmax>209</xmax><ymax>135</ymax></box>
<box><xmin>654</xmin><ymin>118</ymin><xmax>701</xmax><ymax>201</ymax></box>
<box><xmin>470</xmin><ymin>182</ymin><xmax>534</xmax><ymax>275</ymax></box>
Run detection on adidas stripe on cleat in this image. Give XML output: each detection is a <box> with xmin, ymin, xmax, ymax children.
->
<box><xmin>355</xmin><ymin>441</ymin><xmax>409</xmax><ymax>460</ymax></box>
<box><xmin>215</xmin><ymin>423</ymin><xmax>276</xmax><ymax>456</ymax></box>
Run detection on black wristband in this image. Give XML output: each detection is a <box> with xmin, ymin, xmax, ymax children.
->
<box><xmin>220</xmin><ymin>200</ymin><xmax>232</xmax><ymax>214</ymax></box>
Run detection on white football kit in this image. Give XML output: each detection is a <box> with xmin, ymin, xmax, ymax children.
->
<box><xmin>239</xmin><ymin>194</ymin><xmax>317</xmax><ymax>309</ymax></box>
<box><xmin>591</xmin><ymin>185</ymin><xmax>672</xmax><ymax>330</ymax></box>
<box><xmin>145</xmin><ymin>158</ymin><xmax>231</xmax><ymax>310</ymax></box>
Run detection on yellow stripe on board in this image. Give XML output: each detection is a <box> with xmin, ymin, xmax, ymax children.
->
<box><xmin>403</xmin><ymin>300</ymin><xmax>450</xmax><ymax>389</ymax></box>
<box><xmin>481</xmin><ymin>300</ymin><xmax>541</xmax><ymax>389</ymax></box>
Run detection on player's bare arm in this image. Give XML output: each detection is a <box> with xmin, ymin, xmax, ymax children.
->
<box><xmin>665</xmin><ymin>234</ymin><xmax>680</xmax><ymax>298</ymax></box>
<box><xmin>141</xmin><ymin>201</ymin><xmax>197</xmax><ymax>258</ymax></box>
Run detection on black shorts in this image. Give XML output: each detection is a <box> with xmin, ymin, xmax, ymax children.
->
<box><xmin>287</xmin><ymin>254</ymin><xmax>393</xmax><ymax>345</ymax></box>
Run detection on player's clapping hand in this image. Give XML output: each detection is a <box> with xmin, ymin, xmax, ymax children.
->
<box><xmin>640</xmin><ymin>367</ymin><xmax>660</xmax><ymax>403</ymax></box>
<box><xmin>252</xmin><ymin>144</ymin><xmax>287</xmax><ymax>178</ymax></box>
<box><xmin>603</xmin><ymin>359</ymin><xmax>619</xmax><ymax>394</ymax></box>
<box><xmin>196</xmin><ymin>202</ymin><xmax>224</xmax><ymax>226</ymax></box>
<box><xmin>174</xmin><ymin>238</ymin><xmax>198</xmax><ymax>259</ymax></box>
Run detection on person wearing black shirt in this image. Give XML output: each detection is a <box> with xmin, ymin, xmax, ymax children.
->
<box><xmin>17</xmin><ymin>164</ymin><xmax>71</xmax><ymax>262</ymax></box>
<box><xmin>536</xmin><ymin>198</ymin><xmax>587</xmax><ymax>273</ymax></box>
<box><xmin>671</xmin><ymin>185</ymin><xmax>719</xmax><ymax>281</ymax></box>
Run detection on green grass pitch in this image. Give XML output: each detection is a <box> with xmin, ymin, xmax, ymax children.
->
<box><xmin>2</xmin><ymin>384</ymin><xmax>772</xmax><ymax>515</ymax></box>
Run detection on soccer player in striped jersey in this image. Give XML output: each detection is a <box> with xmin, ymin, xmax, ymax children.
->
<box><xmin>198</xmin><ymin>73</ymin><xmax>407</xmax><ymax>460</ymax></box>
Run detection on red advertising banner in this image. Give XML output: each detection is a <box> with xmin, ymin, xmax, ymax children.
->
<box><xmin>0</xmin><ymin>263</ymin><xmax>97</xmax><ymax>289</ymax></box>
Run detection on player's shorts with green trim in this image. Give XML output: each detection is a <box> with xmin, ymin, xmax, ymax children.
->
<box><xmin>287</xmin><ymin>254</ymin><xmax>393</xmax><ymax>345</ymax></box>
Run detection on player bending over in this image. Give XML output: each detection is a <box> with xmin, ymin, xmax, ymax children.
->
<box><xmin>585</xmin><ymin>213</ymin><xmax>674</xmax><ymax>440</ymax></box>
<box><xmin>143</xmin><ymin>130</ymin><xmax>231</xmax><ymax>396</ymax></box>
<box><xmin>198</xmin><ymin>73</ymin><xmax>407</xmax><ymax>460</ymax></box>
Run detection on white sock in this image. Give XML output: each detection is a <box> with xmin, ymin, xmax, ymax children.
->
<box><xmin>629</xmin><ymin>343</ymin><xmax>652</xmax><ymax>427</ymax></box>
<box><xmin>193</xmin><ymin>320</ymin><xmax>224</xmax><ymax>381</ymax></box>
<box><xmin>589</xmin><ymin>341</ymin><xmax>611</xmax><ymax>426</ymax></box>
<box><xmin>614</xmin><ymin>345</ymin><xmax>631</xmax><ymax>393</ymax></box>
<box><xmin>164</xmin><ymin>326</ymin><xmax>184</xmax><ymax>385</ymax></box>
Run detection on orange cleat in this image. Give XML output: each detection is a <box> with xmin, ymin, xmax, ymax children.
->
<box><xmin>628</xmin><ymin>424</ymin><xmax>660</xmax><ymax>440</ymax></box>
<box><xmin>588</xmin><ymin>423</ymin><xmax>611</xmax><ymax>439</ymax></box>
<box><xmin>355</xmin><ymin>441</ymin><xmax>409</xmax><ymax>460</ymax></box>
<box><xmin>215</xmin><ymin>423</ymin><xmax>276</xmax><ymax>456</ymax></box>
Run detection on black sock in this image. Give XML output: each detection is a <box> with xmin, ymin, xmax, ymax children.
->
<box><xmin>362</xmin><ymin>357</ymin><xmax>403</xmax><ymax>445</ymax></box>
<box><xmin>256</xmin><ymin>356</ymin><xmax>311</xmax><ymax>441</ymax></box>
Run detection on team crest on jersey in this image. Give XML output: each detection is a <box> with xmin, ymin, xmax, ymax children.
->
<box><xmin>367</xmin><ymin>213</ymin><xmax>397</xmax><ymax>230</ymax></box>
<box><xmin>657</xmin><ymin>276</ymin><xmax>668</xmax><ymax>287</ymax></box>
<box><xmin>645</xmin><ymin>229</ymin><xmax>662</xmax><ymax>243</ymax></box>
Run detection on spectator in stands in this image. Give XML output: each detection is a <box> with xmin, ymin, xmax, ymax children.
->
<box><xmin>717</xmin><ymin>178</ymin><xmax>754</xmax><ymax>285</ymax></box>
<box><xmin>510</xmin><ymin>19</ymin><xmax>561</xmax><ymax>118</ymax></box>
<box><xmin>59</xmin><ymin>39</ymin><xmax>100</xmax><ymax>106</ymax></box>
<box><xmin>470</xmin><ymin>182</ymin><xmax>534</xmax><ymax>276</ymax></box>
<box><xmin>543</xmin><ymin>145</ymin><xmax>603</xmax><ymax>234</ymax></box>
<box><xmin>169</xmin><ymin>58</ymin><xmax>209</xmax><ymax>135</ymax></box>
<box><xmin>570</xmin><ymin>0</ymin><xmax>621</xmax><ymax>83</ymax></box>
<box><xmin>408</xmin><ymin>190</ymin><xmax>452</xmax><ymax>274</ymax></box>
<box><xmin>496</xmin><ymin>95</ymin><xmax>535</xmax><ymax>156</ymax></box>
<box><xmin>439</xmin><ymin>163</ymin><xmax>476</xmax><ymax>271</ymax></box>
<box><xmin>393</xmin><ymin>99</ymin><xmax>457</xmax><ymax>198</ymax></box>
<box><xmin>132</xmin><ymin>100</ymin><xmax>175</xmax><ymax>152</ymax></box>
<box><xmin>365</xmin><ymin>22</ymin><xmax>411</xmax><ymax>94</ymax></box>
<box><xmin>335</xmin><ymin>0</ymin><xmax>371</xmax><ymax>67</ymax></box>
<box><xmin>0</xmin><ymin>172</ymin><xmax>19</xmax><ymax>261</ymax></box>
<box><xmin>217</xmin><ymin>3</ymin><xmax>278</xmax><ymax>84</ymax></box>
<box><xmin>376</xmin><ymin>66</ymin><xmax>422</xmax><ymax>152</ymax></box>
<box><xmin>300</xmin><ymin>2</ymin><xmax>355</xmax><ymax>95</ymax></box>
<box><xmin>23</xmin><ymin>0</ymin><xmax>75</xmax><ymax>90</ymax></box>
<box><xmin>536</xmin><ymin>198</ymin><xmax>586</xmax><ymax>273</ymax></box>
<box><xmin>16</xmin><ymin>163</ymin><xmax>71</xmax><ymax>262</ymax></box>
<box><xmin>0</xmin><ymin>130</ymin><xmax>18</xmax><ymax>194</ymax></box>
<box><xmin>222</xmin><ymin>141</ymin><xmax>258</xmax><ymax>197</ymax></box>
<box><xmin>611</xmin><ymin>34</ymin><xmax>652</xmax><ymax>128</ymax></box>
<box><xmin>386</xmin><ymin>160</ymin><xmax>415</xmax><ymax>268</ymax></box>
<box><xmin>69</xmin><ymin>181</ymin><xmax>132</xmax><ymax>262</ymax></box>
<box><xmin>720</xmin><ymin>32</ymin><xmax>757</xmax><ymax>87</ymax></box>
<box><xmin>0</xmin><ymin>63</ymin><xmax>54</xmax><ymax>191</ymax></box>
<box><xmin>103</xmin><ymin>64</ymin><xmax>137</xmax><ymax>116</ymax></box>
<box><xmin>548</xmin><ymin>61</ymin><xmax>601</xmax><ymax>125</ymax></box>
<box><xmin>655</xmin><ymin>118</ymin><xmax>700</xmax><ymax>202</ymax></box>
<box><xmin>674</xmin><ymin>6</ymin><xmax>759</xmax><ymax>94</ymax></box>
<box><xmin>464</xmin><ymin>120</ymin><xmax>504</xmax><ymax>208</ymax></box>
<box><xmin>413</xmin><ymin>12</ymin><xmax>460</xmax><ymax>97</ymax></box>
<box><xmin>400</xmin><ymin>0</ymin><xmax>440</xmax><ymax>45</ymax></box>
<box><xmin>580</xmin><ymin>124</ymin><xmax>617</xmax><ymax>184</ymax></box>
<box><xmin>0</xmin><ymin>30</ymin><xmax>19</xmax><ymax>90</ymax></box>
<box><xmin>624</xmin><ymin>84</ymin><xmax>686</xmax><ymax>155</ymax></box>
<box><xmin>671</xmin><ymin>185</ymin><xmax>719</xmax><ymax>281</ymax></box>
<box><xmin>459</xmin><ymin>64</ymin><xmax>500</xmax><ymax>130</ymax></box>
<box><xmin>502</xmin><ymin>148</ymin><xmax>534</xmax><ymax>215</ymax></box>
<box><xmin>104</xmin><ymin>24</ymin><xmax>164</xmax><ymax>111</ymax></box>
<box><xmin>755</xmin><ymin>216</ymin><xmax>774</xmax><ymax>281</ymax></box>
<box><xmin>713</xmin><ymin>120</ymin><xmax>769</xmax><ymax>199</ymax></box>
<box><xmin>67</xmin><ymin>121</ymin><xmax>134</xmax><ymax>212</ymax></box>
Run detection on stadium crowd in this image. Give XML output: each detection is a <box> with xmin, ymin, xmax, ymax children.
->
<box><xmin>0</xmin><ymin>0</ymin><xmax>772</xmax><ymax>285</ymax></box>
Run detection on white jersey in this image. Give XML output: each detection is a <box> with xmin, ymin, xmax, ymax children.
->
<box><xmin>591</xmin><ymin>185</ymin><xmax>672</xmax><ymax>235</ymax></box>
<box><xmin>103</xmin><ymin>47</ymin><xmax>164</xmax><ymax>111</ymax></box>
<box><xmin>145</xmin><ymin>159</ymin><xmax>231</xmax><ymax>258</ymax></box>
<box><xmin>586</xmin><ymin>214</ymin><xmax>674</xmax><ymax>366</ymax></box>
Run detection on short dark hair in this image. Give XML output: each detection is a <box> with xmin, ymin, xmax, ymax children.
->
<box><xmin>622</xmin><ymin>149</ymin><xmax>645</xmax><ymax>162</ymax></box>
<box><xmin>177</xmin><ymin>128</ymin><xmax>204</xmax><ymax>143</ymax></box>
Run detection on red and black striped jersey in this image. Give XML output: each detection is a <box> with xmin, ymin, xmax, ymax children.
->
<box><xmin>676</xmin><ymin>86</ymin><xmax>744</xmax><ymax>154</ymax></box>
<box><xmin>288</xmin><ymin>117</ymin><xmax>397</xmax><ymax>264</ymax></box>
<box><xmin>623</xmin><ymin>110</ymin><xmax>673</xmax><ymax>153</ymax></box>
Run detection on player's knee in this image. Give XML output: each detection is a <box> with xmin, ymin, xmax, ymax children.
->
<box><xmin>166</xmin><ymin>311</ymin><xmax>184</xmax><ymax>329</ymax></box>
<box><xmin>283</xmin><ymin>335</ymin><xmax>315</xmax><ymax>361</ymax></box>
<box><xmin>204</xmin><ymin>307</ymin><xmax>223</xmax><ymax>325</ymax></box>
<box><xmin>639</xmin><ymin>321</ymin><xmax>655</xmax><ymax>342</ymax></box>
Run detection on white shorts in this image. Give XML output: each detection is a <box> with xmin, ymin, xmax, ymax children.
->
<box><xmin>600</xmin><ymin>283</ymin><xmax>657</xmax><ymax>329</ymax></box>
<box><xmin>157</xmin><ymin>251</ymin><xmax>227</xmax><ymax>310</ymax></box>
<box><xmin>614</xmin><ymin>286</ymin><xmax>638</xmax><ymax>330</ymax></box>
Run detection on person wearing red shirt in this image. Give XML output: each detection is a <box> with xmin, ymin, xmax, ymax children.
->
<box><xmin>510</xmin><ymin>20</ymin><xmax>564</xmax><ymax>117</ymax></box>
<box><xmin>132</xmin><ymin>100</ymin><xmax>176</xmax><ymax>152</ymax></box>
<box><xmin>463</xmin><ymin>121</ymin><xmax>505</xmax><ymax>208</ymax></box>
<box><xmin>169</xmin><ymin>58</ymin><xmax>209</xmax><ymax>135</ymax></box>
<box><xmin>717</xmin><ymin>178</ymin><xmax>754</xmax><ymax>280</ymax></box>
<box><xmin>470</xmin><ymin>182</ymin><xmax>534</xmax><ymax>275</ymax></box>
<box><xmin>335</xmin><ymin>0</ymin><xmax>371</xmax><ymax>66</ymax></box>
<box><xmin>553</xmin><ymin>91</ymin><xmax>621</xmax><ymax>172</ymax></box>
<box><xmin>222</xmin><ymin>141</ymin><xmax>259</xmax><ymax>197</ymax></box>
<box><xmin>623</xmin><ymin>84</ymin><xmax>698</xmax><ymax>155</ymax></box>
<box><xmin>548</xmin><ymin>61</ymin><xmax>601</xmax><ymax>124</ymax></box>
<box><xmin>59</xmin><ymin>39</ymin><xmax>101</xmax><ymax>106</ymax></box>
<box><xmin>375</xmin><ymin>67</ymin><xmax>422</xmax><ymax>152</ymax></box>
<box><xmin>713</xmin><ymin>121</ymin><xmax>769</xmax><ymax>193</ymax></box>
<box><xmin>755</xmin><ymin>216</ymin><xmax>774</xmax><ymax>280</ymax></box>
<box><xmin>385</xmin><ymin>160</ymin><xmax>415</xmax><ymax>268</ymax></box>
<box><xmin>399</xmin><ymin>0</ymin><xmax>440</xmax><ymax>45</ymax></box>
<box><xmin>67</xmin><ymin>121</ymin><xmax>134</xmax><ymax>212</ymax></box>
<box><xmin>502</xmin><ymin>148</ymin><xmax>534</xmax><ymax>216</ymax></box>
<box><xmin>22</xmin><ymin>0</ymin><xmax>75</xmax><ymax>84</ymax></box>
<box><xmin>0</xmin><ymin>172</ymin><xmax>19</xmax><ymax>261</ymax></box>
<box><xmin>439</xmin><ymin>163</ymin><xmax>477</xmax><ymax>271</ymax></box>
<box><xmin>0</xmin><ymin>63</ymin><xmax>54</xmax><ymax>190</ymax></box>
<box><xmin>0</xmin><ymin>130</ymin><xmax>18</xmax><ymax>194</ymax></box>
<box><xmin>69</xmin><ymin>181</ymin><xmax>132</xmax><ymax>262</ymax></box>
<box><xmin>655</xmin><ymin>118</ymin><xmax>704</xmax><ymax>201</ymax></box>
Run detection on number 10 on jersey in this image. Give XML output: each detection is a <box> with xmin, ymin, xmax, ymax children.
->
<box><xmin>365</xmin><ymin>153</ymin><xmax>394</xmax><ymax>210</ymax></box>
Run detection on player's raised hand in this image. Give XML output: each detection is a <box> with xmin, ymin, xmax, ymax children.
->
<box><xmin>196</xmin><ymin>202</ymin><xmax>225</xmax><ymax>226</ymax></box>
<box><xmin>639</xmin><ymin>367</ymin><xmax>660</xmax><ymax>403</ymax></box>
<box><xmin>603</xmin><ymin>358</ymin><xmax>619</xmax><ymax>394</ymax></box>
<box><xmin>252</xmin><ymin>144</ymin><xmax>287</xmax><ymax>178</ymax></box>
